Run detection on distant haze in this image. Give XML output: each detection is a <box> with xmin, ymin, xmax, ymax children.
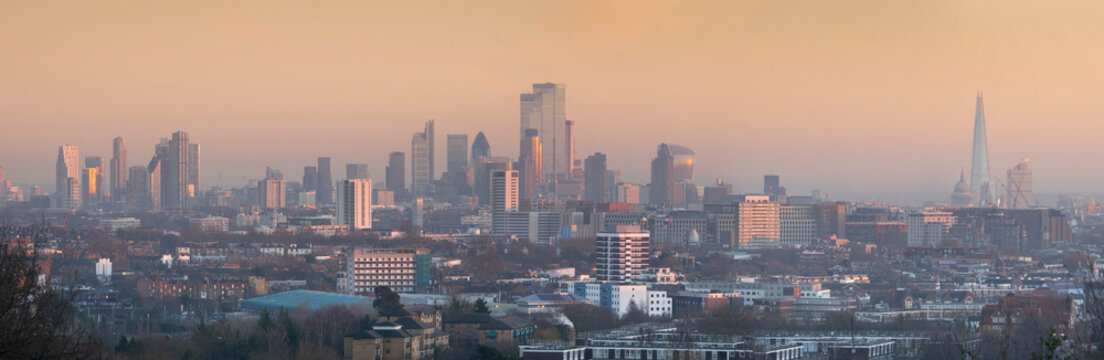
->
<box><xmin>2</xmin><ymin>1</ymin><xmax>1103</xmax><ymax>204</ymax></box>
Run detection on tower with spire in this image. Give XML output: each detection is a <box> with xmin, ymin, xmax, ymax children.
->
<box><xmin>970</xmin><ymin>92</ymin><xmax>994</xmax><ymax>207</ymax></box>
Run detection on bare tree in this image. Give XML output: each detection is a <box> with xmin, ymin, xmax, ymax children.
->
<box><xmin>0</xmin><ymin>225</ymin><xmax>103</xmax><ymax>359</ymax></box>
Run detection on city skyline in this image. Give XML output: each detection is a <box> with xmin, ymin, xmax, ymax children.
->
<box><xmin>3</xmin><ymin>1</ymin><xmax>1104</xmax><ymax>203</ymax></box>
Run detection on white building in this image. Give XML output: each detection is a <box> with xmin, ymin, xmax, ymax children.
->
<box><xmin>336</xmin><ymin>179</ymin><xmax>372</xmax><ymax>230</ymax></box>
<box><xmin>95</xmin><ymin>258</ymin><xmax>112</xmax><ymax>282</ymax></box>
<box><xmin>561</xmin><ymin>281</ymin><xmax>671</xmax><ymax>317</ymax></box>
<box><xmin>906</xmin><ymin>210</ymin><xmax>955</xmax><ymax>247</ymax></box>
<box><xmin>99</xmin><ymin>217</ymin><xmax>141</xmax><ymax>231</ymax></box>
<box><xmin>780</xmin><ymin>205</ymin><xmax>816</xmax><ymax>247</ymax></box>
<box><xmin>595</xmin><ymin>226</ymin><xmax>650</xmax><ymax>284</ymax></box>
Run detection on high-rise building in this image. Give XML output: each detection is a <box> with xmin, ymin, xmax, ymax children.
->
<box><xmin>425</xmin><ymin>120</ymin><xmax>435</xmax><ymax>181</ymax></box>
<box><xmin>345</xmin><ymin>248</ymin><xmax>430</xmax><ymax>294</ymax></box>
<box><xmin>584</xmin><ymin>153</ymin><xmax>608</xmax><ymax>202</ymax></box>
<box><xmin>55</xmin><ymin>145</ymin><xmax>80</xmax><ymax>209</ymax></box>
<box><xmin>1006</xmin><ymin>158</ymin><xmax>1033</xmax><ymax>209</ymax></box>
<box><xmin>110</xmin><ymin>137</ymin><xmax>126</xmax><ymax>202</ymax></box>
<box><xmin>188</xmin><ymin>143</ymin><xmax>200</xmax><ymax>201</ymax></box>
<box><xmin>491</xmin><ymin>170</ymin><xmax>519</xmax><ymax>236</ymax></box>
<box><xmin>337</xmin><ymin>179</ymin><xmax>372</xmax><ymax>230</ymax></box>
<box><xmin>258</xmin><ymin>178</ymin><xmax>286</xmax><ymax>209</ymax></box>
<box><xmin>446</xmin><ymin>134</ymin><xmax>468</xmax><ymax>173</ymax></box>
<box><xmin>520</xmin><ymin>83</ymin><xmax>568</xmax><ymax>181</ymax></box>
<box><xmin>906</xmin><ymin>210</ymin><xmax>955</xmax><ymax>247</ymax></box>
<box><xmin>780</xmin><ymin>205</ymin><xmax>816</xmax><ymax>247</ymax></box>
<box><xmin>763</xmin><ymin>174</ymin><xmax>787</xmax><ymax>202</ymax></box>
<box><xmin>346</xmin><ymin>163</ymin><xmax>370</xmax><ymax>180</ymax></box>
<box><xmin>474</xmin><ymin>157</ymin><xmax>511</xmax><ymax>206</ymax></box>
<box><xmin>650</xmin><ymin>144</ymin><xmax>675</xmax><ymax>207</ymax></box>
<box><xmin>565</xmin><ymin>119</ymin><xmax>577</xmax><ymax>175</ymax></box>
<box><xmin>615</xmin><ymin>183</ymin><xmax>641</xmax><ymax>204</ymax></box>
<box><xmin>316</xmin><ymin>157</ymin><xmax>334</xmax><ymax>205</ymax></box>
<box><xmin>471</xmin><ymin>131</ymin><xmax>490</xmax><ymax>164</ymax></box>
<box><xmin>814</xmin><ymin>202</ymin><xmax>847</xmax><ymax>239</ymax></box>
<box><xmin>163</xmin><ymin>131</ymin><xmax>191</xmax><ymax>210</ymax></box>
<box><xmin>386</xmin><ymin>152</ymin><xmax>405</xmax><ymax>195</ymax></box>
<box><xmin>595</xmin><ymin>225</ymin><xmax>649</xmax><ymax>284</ymax></box>
<box><xmin>734</xmin><ymin>195</ymin><xmax>780</xmax><ymax>249</ymax></box>
<box><xmin>302</xmin><ymin>166</ymin><xmax>318</xmax><ymax>192</ymax></box>
<box><xmin>970</xmin><ymin>92</ymin><xmax>994</xmax><ymax>206</ymax></box>
<box><xmin>83</xmin><ymin>156</ymin><xmax>105</xmax><ymax>208</ymax></box>
<box><xmin>518</xmin><ymin>129</ymin><xmax>542</xmax><ymax>200</ymax></box>
<box><xmin>126</xmin><ymin>166</ymin><xmax>149</xmax><ymax>212</ymax></box>
<box><xmin>668</xmin><ymin>144</ymin><xmax>695</xmax><ymax>183</ymax></box>
<box><xmin>411</xmin><ymin>130</ymin><xmax>431</xmax><ymax>197</ymax></box>
<box><xmin>703</xmin><ymin>179</ymin><xmax>732</xmax><ymax>205</ymax></box>
<box><xmin>147</xmin><ymin>156</ymin><xmax>162</xmax><ymax>211</ymax></box>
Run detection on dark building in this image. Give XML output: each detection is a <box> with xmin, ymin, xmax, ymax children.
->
<box><xmin>846</xmin><ymin>222</ymin><xmax>907</xmax><ymax>249</ymax></box>
<box><xmin>316</xmin><ymin>157</ymin><xmax>334</xmax><ymax>205</ymax></box>
<box><xmin>583</xmin><ymin>153</ymin><xmax>607</xmax><ymax>202</ymax></box>
<box><xmin>764</xmin><ymin>174</ymin><xmax>786</xmax><ymax>202</ymax></box>
<box><xmin>470</xmin><ymin>131</ymin><xmax>490</xmax><ymax>164</ymax></box>
<box><xmin>386</xmin><ymin>152</ymin><xmax>405</xmax><ymax>197</ymax></box>
<box><xmin>649</xmin><ymin>144</ymin><xmax>675</xmax><ymax>207</ymax></box>
<box><xmin>815</xmin><ymin>202</ymin><xmax>847</xmax><ymax>240</ymax></box>
<box><xmin>302</xmin><ymin>166</ymin><xmax>318</xmax><ymax>192</ymax></box>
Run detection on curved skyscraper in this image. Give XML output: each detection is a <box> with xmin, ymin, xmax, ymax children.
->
<box><xmin>471</xmin><ymin>131</ymin><xmax>490</xmax><ymax>163</ymax></box>
<box><xmin>970</xmin><ymin>92</ymin><xmax>993</xmax><ymax>207</ymax></box>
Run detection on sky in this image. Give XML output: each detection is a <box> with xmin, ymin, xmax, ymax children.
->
<box><xmin>1</xmin><ymin>0</ymin><xmax>1103</xmax><ymax>204</ymax></box>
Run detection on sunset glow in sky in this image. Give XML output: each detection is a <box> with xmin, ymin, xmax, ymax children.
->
<box><xmin>2</xmin><ymin>1</ymin><xmax>1103</xmax><ymax>203</ymax></box>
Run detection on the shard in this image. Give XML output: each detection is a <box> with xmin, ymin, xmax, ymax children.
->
<box><xmin>970</xmin><ymin>92</ymin><xmax>993</xmax><ymax>206</ymax></box>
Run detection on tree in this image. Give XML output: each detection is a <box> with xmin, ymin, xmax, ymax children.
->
<box><xmin>373</xmin><ymin>286</ymin><xmax>403</xmax><ymax>315</ymax></box>
<box><xmin>473</xmin><ymin>299</ymin><xmax>491</xmax><ymax>314</ymax></box>
<box><xmin>0</xmin><ymin>226</ymin><xmax>103</xmax><ymax>359</ymax></box>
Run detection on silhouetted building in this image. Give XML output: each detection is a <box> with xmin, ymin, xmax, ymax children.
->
<box><xmin>474</xmin><ymin>157</ymin><xmax>511</xmax><ymax>206</ymax></box>
<box><xmin>110</xmin><ymin>137</ymin><xmax>126</xmax><ymax>202</ymax></box>
<box><xmin>302</xmin><ymin>166</ymin><xmax>318</xmax><ymax>192</ymax></box>
<box><xmin>386</xmin><ymin>152</ymin><xmax>405</xmax><ymax>196</ymax></box>
<box><xmin>446</xmin><ymin>134</ymin><xmax>468</xmax><ymax>173</ymax></box>
<box><xmin>650</xmin><ymin>144</ymin><xmax>676</xmax><ymax>207</ymax></box>
<box><xmin>317</xmin><ymin>157</ymin><xmax>334</xmax><ymax>205</ymax></box>
<box><xmin>764</xmin><ymin>174</ymin><xmax>787</xmax><ymax>202</ymax></box>
<box><xmin>411</xmin><ymin>122</ymin><xmax>433</xmax><ymax>198</ymax></box>
<box><xmin>471</xmin><ymin>131</ymin><xmax>490</xmax><ymax>164</ymax></box>
<box><xmin>584</xmin><ymin>153</ymin><xmax>608</xmax><ymax>202</ymax></box>
<box><xmin>520</xmin><ymin>83</ymin><xmax>568</xmax><ymax>181</ymax></box>
<box><xmin>951</xmin><ymin>170</ymin><xmax>972</xmax><ymax>207</ymax></box>
<box><xmin>970</xmin><ymin>92</ymin><xmax>994</xmax><ymax>206</ymax></box>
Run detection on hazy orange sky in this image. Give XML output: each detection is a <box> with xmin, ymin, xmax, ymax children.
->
<box><xmin>2</xmin><ymin>1</ymin><xmax>1103</xmax><ymax>203</ymax></box>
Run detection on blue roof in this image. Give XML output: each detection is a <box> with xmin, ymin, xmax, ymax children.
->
<box><xmin>241</xmin><ymin>290</ymin><xmax>373</xmax><ymax>312</ymax></box>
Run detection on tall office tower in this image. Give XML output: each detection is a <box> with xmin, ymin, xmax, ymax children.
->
<box><xmin>346</xmin><ymin>163</ymin><xmax>370</xmax><ymax>180</ymax></box>
<box><xmin>55</xmin><ymin>145</ymin><xmax>80</xmax><ymax>209</ymax></box>
<box><xmin>258</xmin><ymin>178</ymin><xmax>286</xmax><ymax>209</ymax></box>
<box><xmin>126</xmin><ymin>166</ymin><xmax>149</xmax><ymax>212</ymax></box>
<box><xmin>667</xmin><ymin>144</ymin><xmax>694</xmax><ymax>182</ymax></box>
<box><xmin>110</xmin><ymin>137</ymin><xmax>126</xmax><ymax>202</ymax></box>
<box><xmin>475</xmin><ymin>157</ymin><xmax>512</xmax><ymax>206</ymax></box>
<box><xmin>386</xmin><ymin>152</ymin><xmax>405</xmax><ymax>194</ymax></box>
<box><xmin>735</xmin><ymin>195</ymin><xmax>781</xmax><ymax>248</ymax></box>
<box><xmin>520</xmin><ymin>83</ymin><xmax>568</xmax><ymax>181</ymax></box>
<box><xmin>780</xmin><ymin>205</ymin><xmax>816</xmax><ymax>247</ymax></box>
<box><xmin>147</xmin><ymin>156</ymin><xmax>162</xmax><ymax>211</ymax></box>
<box><xmin>649</xmin><ymin>144</ymin><xmax>675</xmax><ymax>207</ymax></box>
<box><xmin>471</xmin><ymin>131</ymin><xmax>490</xmax><ymax>164</ymax></box>
<box><xmin>906</xmin><ymin>210</ymin><xmax>955</xmax><ymax>247</ymax></box>
<box><xmin>424</xmin><ymin>120</ymin><xmax>435</xmax><ymax>181</ymax></box>
<box><xmin>83</xmin><ymin>156</ymin><xmax>105</xmax><ymax>207</ymax></box>
<box><xmin>188</xmin><ymin>143</ymin><xmax>200</xmax><ymax>200</ymax></box>
<box><xmin>336</xmin><ymin>179</ymin><xmax>372</xmax><ymax>230</ymax></box>
<box><xmin>490</xmin><ymin>170</ymin><xmax>519</xmax><ymax>236</ymax></box>
<box><xmin>446</xmin><ymin>134</ymin><xmax>469</xmax><ymax>173</ymax></box>
<box><xmin>565</xmin><ymin>120</ymin><xmax>577</xmax><ymax>175</ymax></box>
<box><xmin>1006</xmin><ymin>158</ymin><xmax>1033</xmax><ymax>209</ymax></box>
<box><xmin>814</xmin><ymin>202</ymin><xmax>847</xmax><ymax>239</ymax></box>
<box><xmin>970</xmin><ymin>92</ymin><xmax>994</xmax><ymax>207</ymax></box>
<box><xmin>584</xmin><ymin>153</ymin><xmax>608</xmax><ymax>202</ymax></box>
<box><xmin>316</xmin><ymin>157</ymin><xmax>334</xmax><ymax>205</ymax></box>
<box><xmin>518</xmin><ymin>129</ymin><xmax>542</xmax><ymax>200</ymax></box>
<box><xmin>595</xmin><ymin>225</ymin><xmax>649</xmax><ymax>284</ymax></box>
<box><xmin>162</xmin><ymin>131</ymin><xmax>190</xmax><ymax>210</ymax></box>
<box><xmin>950</xmin><ymin>170</ymin><xmax>972</xmax><ymax>207</ymax></box>
<box><xmin>302</xmin><ymin>166</ymin><xmax>318</xmax><ymax>192</ymax></box>
<box><xmin>411</xmin><ymin>131</ymin><xmax>431</xmax><ymax>197</ymax></box>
